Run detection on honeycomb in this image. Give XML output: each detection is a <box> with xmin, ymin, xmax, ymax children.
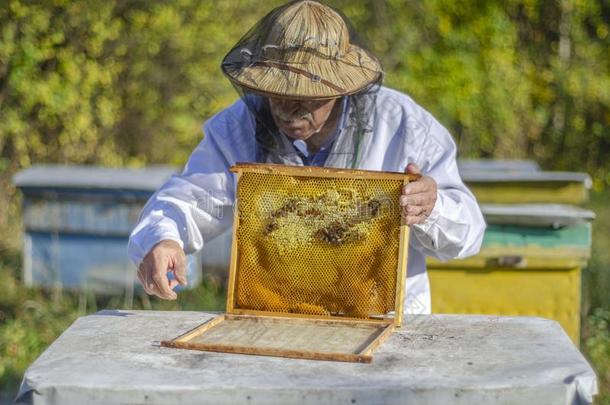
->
<box><xmin>233</xmin><ymin>166</ymin><xmax>406</xmax><ymax>319</ymax></box>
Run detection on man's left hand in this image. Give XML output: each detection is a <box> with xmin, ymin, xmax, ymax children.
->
<box><xmin>399</xmin><ymin>163</ymin><xmax>438</xmax><ymax>225</ymax></box>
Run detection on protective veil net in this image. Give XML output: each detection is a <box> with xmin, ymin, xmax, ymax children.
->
<box><xmin>221</xmin><ymin>0</ymin><xmax>384</xmax><ymax>168</ymax></box>
<box><xmin>232</xmin><ymin>166</ymin><xmax>406</xmax><ymax>319</ymax></box>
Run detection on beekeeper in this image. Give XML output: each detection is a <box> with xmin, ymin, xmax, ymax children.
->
<box><xmin>128</xmin><ymin>0</ymin><xmax>486</xmax><ymax>314</ymax></box>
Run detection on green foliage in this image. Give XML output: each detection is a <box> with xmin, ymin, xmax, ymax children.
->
<box><xmin>584</xmin><ymin>308</ymin><xmax>610</xmax><ymax>404</ymax></box>
<box><xmin>0</xmin><ymin>0</ymin><xmax>280</xmax><ymax>169</ymax></box>
<box><xmin>335</xmin><ymin>0</ymin><xmax>610</xmax><ymax>186</ymax></box>
<box><xmin>584</xmin><ymin>189</ymin><xmax>610</xmax><ymax>312</ymax></box>
<box><xmin>581</xmin><ymin>189</ymin><xmax>610</xmax><ymax>403</ymax></box>
<box><xmin>0</xmin><ymin>0</ymin><xmax>608</xmax><ymax>182</ymax></box>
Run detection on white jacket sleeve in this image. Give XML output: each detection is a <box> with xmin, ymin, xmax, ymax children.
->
<box><xmin>127</xmin><ymin>104</ymin><xmax>253</xmax><ymax>266</ymax></box>
<box><xmin>410</xmin><ymin>118</ymin><xmax>486</xmax><ymax>261</ymax></box>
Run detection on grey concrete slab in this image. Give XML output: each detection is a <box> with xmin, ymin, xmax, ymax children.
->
<box><xmin>16</xmin><ymin>311</ymin><xmax>597</xmax><ymax>405</ymax></box>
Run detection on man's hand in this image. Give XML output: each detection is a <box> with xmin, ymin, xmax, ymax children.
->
<box><xmin>137</xmin><ymin>240</ymin><xmax>187</xmax><ymax>300</ymax></box>
<box><xmin>399</xmin><ymin>163</ymin><xmax>438</xmax><ymax>225</ymax></box>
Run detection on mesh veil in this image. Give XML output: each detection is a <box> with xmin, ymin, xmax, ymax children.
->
<box><xmin>221</xmin><ymin>0</ymin><xmax>384</xmax><ymax>168</ymax></box>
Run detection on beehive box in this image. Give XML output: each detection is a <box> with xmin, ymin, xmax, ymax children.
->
<box><xmin>13</xmin><ymin>165</ymin><xmax>202</xmax><ymax>294</ymax></box>
<box><xmin>428</xmin><ymin>203</ymin><xmax>594</xmax><ymax>344</ymax></box>
<box><xmin>162</xmin><ymin>163</ymin><xmax>418</xmax><ymax>363</ymax></box>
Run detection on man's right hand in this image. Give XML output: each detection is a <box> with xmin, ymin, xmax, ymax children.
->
<box><xmin>137</xmin><ymin>240</ymin><xmax>187</xmax><ymax>300</ymax></box>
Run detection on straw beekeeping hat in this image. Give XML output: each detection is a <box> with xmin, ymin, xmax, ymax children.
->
<box><xmin>221</xmin><ymin>0</ymin><xmax>383</xmax><ymax>100</ymax></box>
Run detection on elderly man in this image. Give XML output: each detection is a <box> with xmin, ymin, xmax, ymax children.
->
<box><xmin>128</xmin><ymin>0</ymin><xmax>486</xmax><ymax>314</ymax></box>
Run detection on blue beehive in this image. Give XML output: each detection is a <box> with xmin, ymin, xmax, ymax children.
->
<box><xmin>13</xmin><ymin>165</ymin><xmax>201</xmax><ymax>294</ymax></box>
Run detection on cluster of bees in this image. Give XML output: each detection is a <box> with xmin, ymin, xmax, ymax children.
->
<box><xmin>262</xmin><ymin>189</ymin><xmax>385</xmax><ymax>249</ymax></box>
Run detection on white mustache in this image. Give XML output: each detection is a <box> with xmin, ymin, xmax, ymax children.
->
<box><xmin>274</xmin><ymin>108</ymin><xmax>314</xmax><ymax>123</ymax></box>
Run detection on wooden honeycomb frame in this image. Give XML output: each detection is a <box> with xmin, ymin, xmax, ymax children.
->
<box><xmin>161</xmin><ymin>163</ymin><xmax>418</xmax><ymax>363</ymax></box>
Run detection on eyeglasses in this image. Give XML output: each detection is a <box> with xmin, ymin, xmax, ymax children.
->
<box><xmin>268</xmin><ymin>97</ymin><xmax>339</xmax><ymax>112</ymax></box>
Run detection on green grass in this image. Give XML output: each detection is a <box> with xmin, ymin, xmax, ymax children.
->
<box><xmin>0</xmin><ymin>191</ymin><xmax>609</xmax><ymax>403</ymax></box>
<box><xmin>585</xmin><ymin>308</ymin><xmax>610</xmax><ymax>404</ymax></box>
<box><xmin>584</xmin><ymin>190</ymin><xmax>610</xmax><ymax>312</ymax></box>
<box><xmin>582</xmin><ymin>189</ymin><xmax>610</xmax><ymax>404</ymax></box>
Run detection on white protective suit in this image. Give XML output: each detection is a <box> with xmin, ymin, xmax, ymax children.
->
<box><xmin>128</xmin><ymin>86</ymin><xmax>486</xmax><ymax>314</ymax></box>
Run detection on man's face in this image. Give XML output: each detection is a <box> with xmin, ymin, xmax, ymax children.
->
<box><xmin>268</xmin><ymin>97</ymin><xmax>338</xmax><ymax>140</ymax></box>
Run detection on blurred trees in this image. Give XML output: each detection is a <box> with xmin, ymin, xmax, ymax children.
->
<box><xmin>354</xmin><ymin>0</ymin><xmax>610</xmax><ymax>187</ymax></box>
<box><xmin>0</xmin><ymin>0</ymin><xmax>609</xmax><ymax>186</ymax></box>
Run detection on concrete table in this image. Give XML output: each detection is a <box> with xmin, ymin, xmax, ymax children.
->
<box><xmin>17</xmin><ymin>311</ymin><xmax>597</xmax><ymax>404</ymax></box>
